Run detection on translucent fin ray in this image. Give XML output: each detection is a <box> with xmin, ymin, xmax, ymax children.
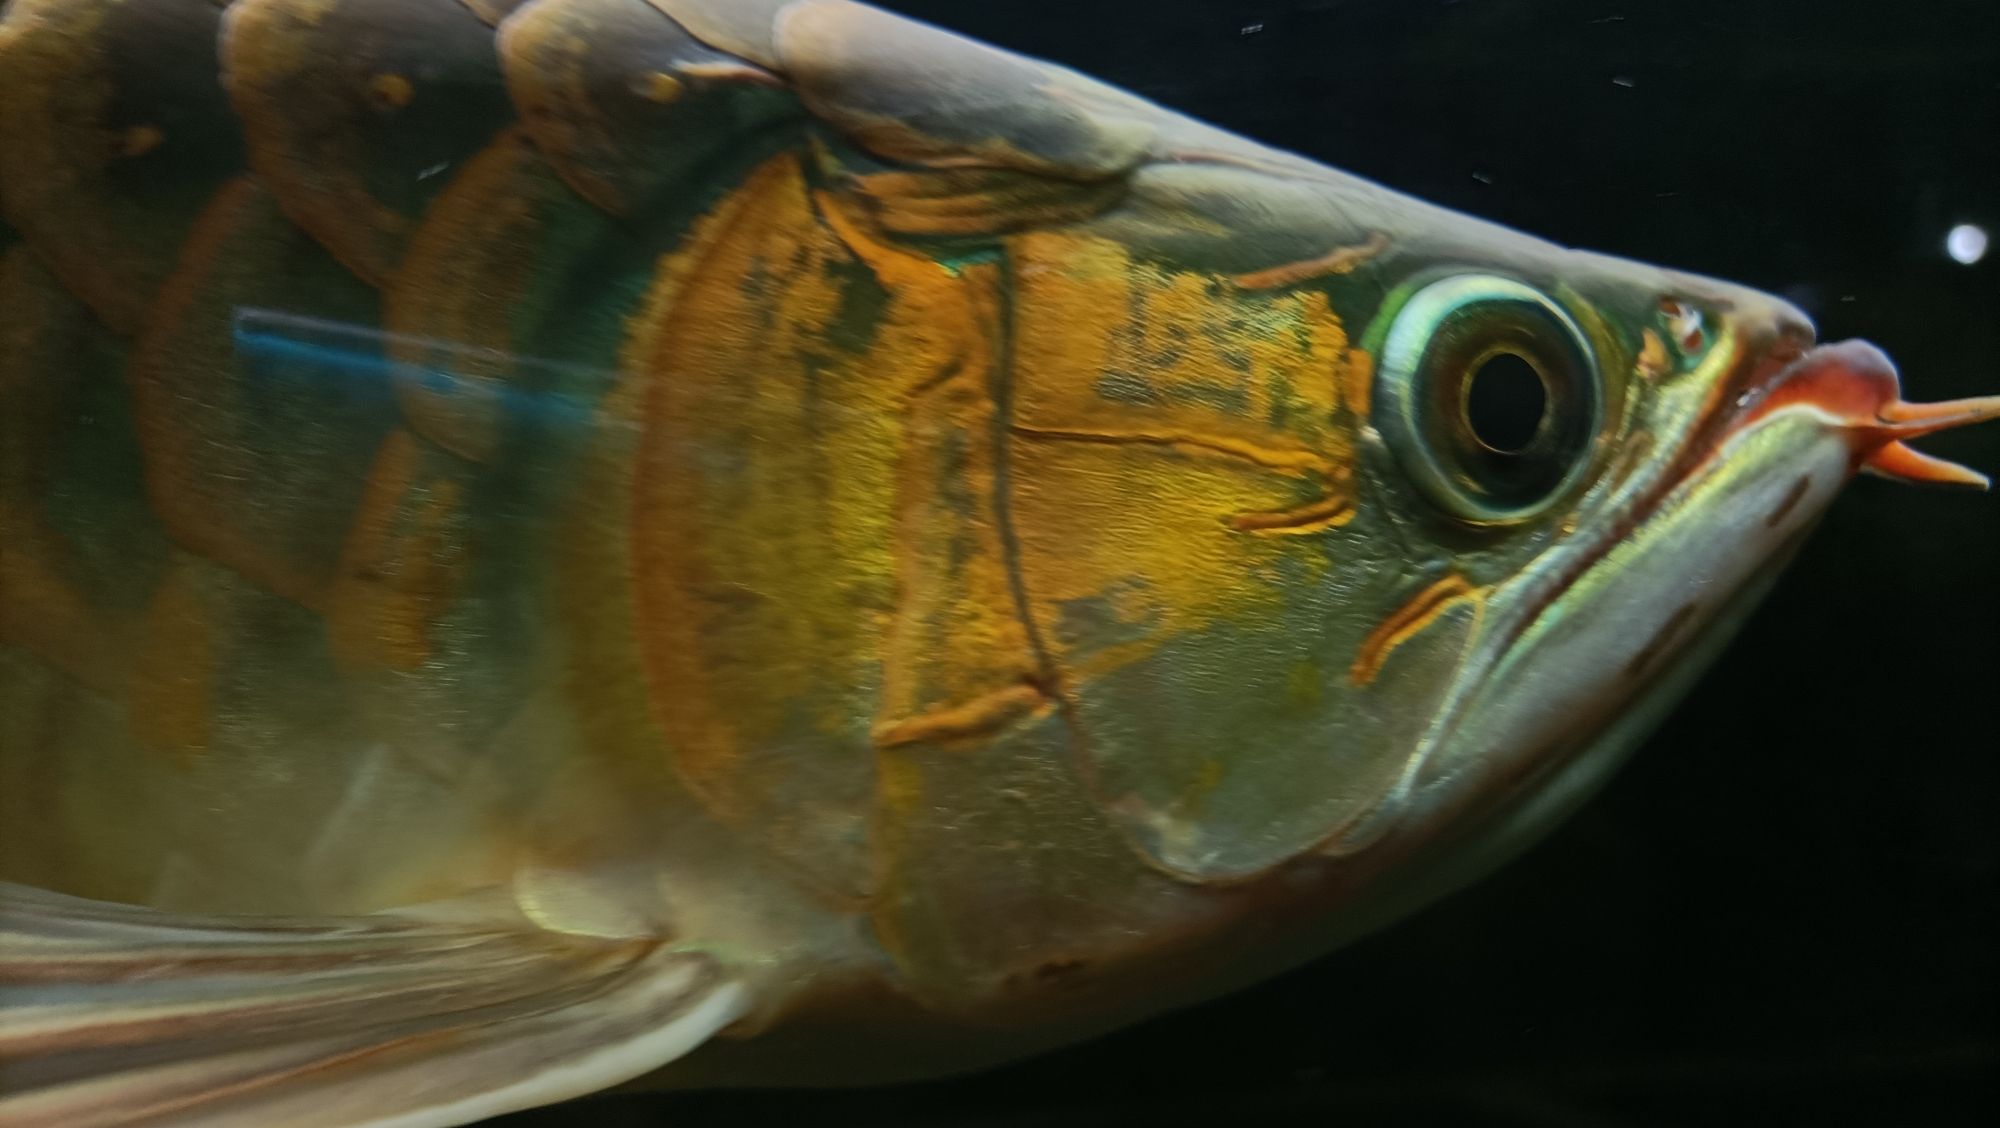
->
<box><xmin>0</xmin><ymin>883</ymin><xmax>745</xmax><ymax>1128</ymax></box>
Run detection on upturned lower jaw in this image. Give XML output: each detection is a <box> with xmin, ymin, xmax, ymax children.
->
<box><xmin>1723</xmin><ymin>339</ymin><xmax>2000</xmax><ymax>488</ymax></box>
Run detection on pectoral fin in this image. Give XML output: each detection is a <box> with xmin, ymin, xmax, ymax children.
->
<box><xmin>0</xmin><ymin>883</ymin><xmax>746</xmax><ymax>1127</ymax></box>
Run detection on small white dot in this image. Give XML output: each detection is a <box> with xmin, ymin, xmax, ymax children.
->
<box><xmin>1945</xmin><ymin>223</ymin><xmax>1988</xmax><ymax>265</ymax></box>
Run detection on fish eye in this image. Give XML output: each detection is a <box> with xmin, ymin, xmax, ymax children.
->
<box><xmin>1462</xmin><ymin>350</ymin><xmax>1548</xmax><ymax>454</ymax></box>
<box><xmin>1374</xmin><ymin>275</ymin><xmax>1603</xmax><ymax>525</ymax></box>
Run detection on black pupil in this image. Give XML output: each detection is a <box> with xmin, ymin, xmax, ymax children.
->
<box><xmin>1464</xmin><ymin>351</ymin><xmax>1547</xmax><ymax>454</ymax></box>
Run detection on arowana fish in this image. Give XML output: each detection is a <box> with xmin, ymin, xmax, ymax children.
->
<box><xmin>1</xmin><ymin>1</ymin><xmax>1995</xmax><ymax>1125</ymax></box>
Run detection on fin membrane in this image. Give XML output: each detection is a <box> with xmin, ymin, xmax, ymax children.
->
<box><xmin>0</xmin><ymin>882</ymin><xmax>745</xmax><ymax>1127</ymax></box>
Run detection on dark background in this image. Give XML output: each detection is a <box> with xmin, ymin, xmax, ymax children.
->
<box><xmin>511</xmin><ymin>2</ymin><xmax>2000</xmax><ymax>1124</ymax></box>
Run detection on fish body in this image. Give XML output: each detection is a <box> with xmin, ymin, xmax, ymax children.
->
<box><xmin>1</xmin><ymin>1</ymin><xmax>1995</xmax><ymax>1124</ymax></box>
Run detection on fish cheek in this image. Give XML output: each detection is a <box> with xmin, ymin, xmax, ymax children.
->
<box><xmin>995</xmin><ymin>227</ymin><xmax>1485</xmax><ymax>882</ymax></box>
<box><xmin>1416</xmin><ymin>415</ymin><xmax>1853</xmax><ymax>802</ymax></box>
<box><xmin>1008</xmin><ymin>438</ymin><xmax>1480</xmax><ymax>880</ymax></box>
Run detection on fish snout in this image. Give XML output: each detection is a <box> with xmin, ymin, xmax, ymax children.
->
<box><xmin>1735</xmin><ymin>339</ymin><xmax>2000</xmax><ymax>488</ymax></box>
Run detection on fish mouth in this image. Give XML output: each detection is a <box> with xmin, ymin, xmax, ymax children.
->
<box><xmin>1573</xmin><ymin>334</ymin><xmax>2000</xmax><ymax>585</ymax></box>
<box><xmin>1540</xmin><ymin>335</ymin><xmax>2000</xmax><ymax>642</ymax></box>
<box><xmin>1718</xmin><ymin>338</ymin><xmax>2000</xmax><ymax>488</ymax></box>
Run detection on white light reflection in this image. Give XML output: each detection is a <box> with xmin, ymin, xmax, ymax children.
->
<box><xmin>1945</xmin><ymin>223</ymin><xmax>1988</xmax><ymax>266</ymax></box>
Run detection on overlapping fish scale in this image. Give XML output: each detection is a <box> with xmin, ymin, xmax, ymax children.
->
<box><xmin>221</xmin><ymin>0</ymin><xmax>519</xmax><ymax>287</ymax></box>
<box><xmin>0</xmin><ymin>0</ymin><xmax>244</xmax><ymax>335</ymax></box>
<box><xmin>496</xmin><ymin>0</ymin><xmax>800</xmax><ymax>216</ymax></box>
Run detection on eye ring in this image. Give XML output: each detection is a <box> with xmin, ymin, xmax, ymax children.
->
<box><xmin>1374</xmin><ymin>275</ymin><xmax>1603</xmax><ymax>525</ymax></box>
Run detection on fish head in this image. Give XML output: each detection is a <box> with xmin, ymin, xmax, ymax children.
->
<box><xmin>931</xmin><ymin>155</ymin><xmax>2000</xmax><ymax>1026</ymax></box>
<box><xmin>1346</xmin><ymin>234</ymin><xmax>2000</xmax><ymax>858</ymax></box>
<box><xmin>999</xmin><ymin>150</ymin><xmax>1999</xmax><ymax>894</ymax></box>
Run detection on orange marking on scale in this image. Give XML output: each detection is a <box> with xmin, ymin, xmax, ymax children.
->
<box><xmin>641</xmin><ymin>72</ymin><xmax>685</xmax><ymax>103</ymax></box>
<box><xmin>1342</xmin><ymin>348</ymin><xmax>1375</xmax><ymax>422</ymax></box>
<box><xmin>843</xmin><ymin>167</ymin><xmax>1127</xmax><ymax>238</ymax></box>
<box><xmin>329</xmin><ymin>431</ymin><xmax>469</xmax><ymax>671</ymax></box>
<box><xmin>367</xmin><ymin>73</ymin><xmax>414</xmax><ymax>111</ymax></box>
<box><xmin>873</xmin><ymin>684</ymin><xmax>1051</xmax><ymax>748</ymax></box>
<box><xmin>1229</xmin><ymin>494</ymin><xmax>1355</xmax><ymax>534</ymax></box>
<box><xmin>677</xmin><ymin>60</ymin><xmax>784</xmax><ymax>86</ymax></box>
<box><xmin>1014</xmin><ymin>422</ymin><xmax>1357</xmax><ymax>534</ymax></box>
<box><xmin>1349</xmin><ymin>573</ymin><xmax>1480</xmax><ymax>687</ymax></box>
<box><xmin>119</xmin><ymin>124</ymin><xmax>164</xmax><ymax>158</ymax></box>
<box><xmin>1637</xmin><ymin>328</ymin><xmax>1672</xmax><ymax>381</ymax></box>
<box><xmin>1230</xmin><ymin>232</ymin><xmax>1389</xmax><ymax>291</ymax></box>
<box><xmin>1009</xmin><ymin>424</ymin><xmax>1338</xmax><ymax>477</ymax></box>
<box><xmin>812</xmin><ymin>188</ymin><xmax>956</xmax><ymax>294</ymax></box>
